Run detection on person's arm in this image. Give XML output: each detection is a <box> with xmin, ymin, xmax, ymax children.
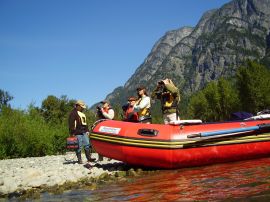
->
<box><xmin>134</xmin><ymin>96</ymin><xmax>150</xmax><ymax>110</ymax></box>
<box><xmin>151</xmin><ymin>86</ymin><xmax>160</xmax><ymax>99</ymax></box>
<box><xmin>101</xmin><ymin>108</ymin><xmax>115</xmax><ymax>119</ymax></box>
<box><xmin>165</xmin><ymin>82</ymin><xmax>180</xmax><ymax>102</ymax></box>
<box><xmin>68</xmin><ymin>111</ymin><xmax>76</xmax><ymax>136</ymax></box>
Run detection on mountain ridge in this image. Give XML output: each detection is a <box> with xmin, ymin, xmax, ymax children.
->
<box><xmin>97</xmin><ymin>0</ymin><xmax>270</xmax><ymax>108</ymax></box>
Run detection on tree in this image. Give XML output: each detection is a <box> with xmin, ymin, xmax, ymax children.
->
<box><xmin>187</xmin><ymin>91</ymin><xmax>209</xmax><ymax>121</ymax></box>
<box><xmin>236</xmin><ymin>61</ymin><xmax>270</xmax><ymax>113</ymax></box>
<box><xmin>41</xmin><ymin>95</ymin><xmax>75</xmax><ymax>125</ymax></box>
<box><xmin>203</xmin><ymin>82</ymin><xmax>221</xmax><ymax>121</ymax></box>
<box><xmin>40</xmin><ymin>95</ymin><xmax>97</xmax><ymax>127</ymax></box>
<box><xmin>187</xmin><ymin>78</ymin><xmax>240</xmax><ymax>122</ymax></box>
<box><xmin>217</xmin><ymin>78</ymin><xmax>240</xmax><ymax>120</ymax></box>
<box><xmin>0</xmin><ymin>89</ymin><xmax>13</xmax><ymax>110</ymax></box>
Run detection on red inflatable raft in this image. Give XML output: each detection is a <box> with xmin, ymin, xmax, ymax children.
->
<box><xmin>90</xmin><ymin>118</ymin><xmax>270</xmax><ymax>169</ymax></box>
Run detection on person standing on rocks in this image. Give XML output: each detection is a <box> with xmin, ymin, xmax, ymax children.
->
<box><xmin>68</xmin><ymin>100</ymin><xmax>96</xmax><ymax>164</ymax></box>
<box><xmin>96</xmin><ymin>100</ymin><xmax>115</xmax><ymax>161</ymax></box>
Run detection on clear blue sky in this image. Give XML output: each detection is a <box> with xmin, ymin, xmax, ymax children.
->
<box><xmin>0</xmin><ymin>0</ymin><xmax>230</xmax><ymax>109</ymax></box>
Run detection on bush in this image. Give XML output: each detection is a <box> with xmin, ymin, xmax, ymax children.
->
<box><xmin>0</xmin><ymin>107</ymin><xmax>68</xmax><ymax>159</ymax></box>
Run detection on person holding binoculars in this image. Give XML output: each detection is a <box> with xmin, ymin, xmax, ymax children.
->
<box><xmin>96</xmin><ymin>100</ymin><xmax>115</xmax><ymax>120</ymax></box>
<box><xmin>151</xmin><ymin>78</ymin><xmax>180</xmax><ymax>124</ymax></box>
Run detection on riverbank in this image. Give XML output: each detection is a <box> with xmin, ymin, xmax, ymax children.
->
<box><xmin>0</xmin><ymin>152</ymin><xmax>148</xmax><ymax>199</ymax></box>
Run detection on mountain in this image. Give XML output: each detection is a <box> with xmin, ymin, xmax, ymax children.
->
<box><xmin>100</xmin><ymin>0</ymin><xmax>270</xmax><ymax>107</ymax></box>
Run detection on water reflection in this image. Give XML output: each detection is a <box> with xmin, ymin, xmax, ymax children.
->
<box><xmin>41</xmin><ymin>158</ymin><xmax>270</xmax><ymax>201</ymax></box>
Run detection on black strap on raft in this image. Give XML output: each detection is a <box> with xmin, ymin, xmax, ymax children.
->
<box><xmin>258</xmin><ymin>123</ymin><xmax>270</xmax><ymax>130</ymax></box>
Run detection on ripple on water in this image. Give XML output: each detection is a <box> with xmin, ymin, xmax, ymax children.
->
<box><xmin>32</xmin><ymin>158</ymin><xmax>270</xmax><ymax>201</ymax></box>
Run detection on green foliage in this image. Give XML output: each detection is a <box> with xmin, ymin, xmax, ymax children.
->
<box><xmin>217</xmin><ymin>78</ymin><xmax>240</xmax><ymax>120</ymax></box>
<box><xmin>187</xmin><ymin>91</ymin><xmax>209</xmax><ymax>122</ymax></box>
<box><xmin>0</xmin><ymin>106</ymin><xmax>67</xmax><ymax>159</ymax></box>
<box><xmin>186</xmin><ymin>61</ymin><xmax>270</xmax><ymax>121</ymax></box>
<box><xmin>112</xmin><ymin>103</ymin><xmax>124</xmax><ymax>121</ymax></box>
<box><xmin>84</xmin><ymin>108</ymin><xmax>98</xmax><ymax>128</ymax></box>
<box><xmin>0</xmin><ymin>89</ymin><xmax>13</xmax><ymax>110</ymax></box>
<box><xmin>41</xmin><ymin>95</ymin><xmax>75</xmax><ymax>125</ymax></box>
<box><xmin>236</xmin><ymin>61</ymin><xmax>270</xmax><ymax>113</ymax></box>
<box><xmin>150</xmin><ymin>102</ymin><xmax>163</xmax><ymax>124</ymax></box>
<box><xmin>0</xmin><ymin>95</ymin><xmax>98</xmax><ymax>159</ymax></box>
<box><xmin>187</xmin><ymin>78</ymin><xmax>239</xmax><ymax>122</ymax></box>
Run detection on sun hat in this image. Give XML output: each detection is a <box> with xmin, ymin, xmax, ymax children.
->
<box><xmin>75</xmin><ymin>100</ymin><xmax>86</xmax><ymax>108</ymax></box>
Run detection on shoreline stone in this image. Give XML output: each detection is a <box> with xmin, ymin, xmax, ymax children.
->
<box><xmin>0</xmin><ymin>153</ymin><xmax>120</xmax><ymax>197</ymax></box>
<box><xmin>0</xmin><ymin>152</ymin><xmax>158</xmax><ymax>200</ymax></box>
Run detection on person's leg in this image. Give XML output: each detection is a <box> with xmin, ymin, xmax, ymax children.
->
<box><xmin>163</xmin><ymin>113</ymin><xmax>170</xmax><ymax>124</ymax></box>
<box><xmin>168</xmin><ymin>113</ymin><xmax>180</xmax><ymax>123</ymax></box>
<box><xmin>82</xmin><ymin>133</ymin><xmax>96</xmax><ymax>162</ymax></box>
<box><xmin>98</xmin><ymin>154</ymin><xmax>104</xmax><ymax>161</ymax></box>
<box><xmin>76</xmin><ymin>135</ymin><xmax>83</xmax><ymax>164</ymax></box>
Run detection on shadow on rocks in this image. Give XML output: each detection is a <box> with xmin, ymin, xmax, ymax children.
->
<box><xmin>63</xmin><ymin>160</ymin><xmax>78</xmax><ymax>165</ymax></box>
<box><xmin>92</xmin><ymin>162</ymin><xmax>126</xmax><ymax>171</ymax></box>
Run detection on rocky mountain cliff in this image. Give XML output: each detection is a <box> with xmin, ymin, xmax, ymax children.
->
<box><xmin>103</xmin><ymin>0</ymin><xmax>270</xmax><ymax>106</ymax></box>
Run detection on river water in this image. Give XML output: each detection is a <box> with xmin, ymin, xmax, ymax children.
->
<box><xmin>34</xmin><ymin>158</ymin><xmax>270</xmax><ymax>201</ymax></box>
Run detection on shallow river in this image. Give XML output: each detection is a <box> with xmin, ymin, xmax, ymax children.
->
<box><xmin>26</xmin><ymin>158</ymin><xmax>270</xmax><ymax>201</ymax></box>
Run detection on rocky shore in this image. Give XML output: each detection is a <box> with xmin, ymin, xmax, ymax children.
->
<box><xmin>0</xmin><ymin>152</ymin><xmax>148</xmax><ymax>200</ymax></box>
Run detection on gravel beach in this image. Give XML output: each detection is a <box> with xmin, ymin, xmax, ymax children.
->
<box><xmin>0</xmin><ymin>152</ymin><xmax>124</xmax><ymax>197</ymax></box>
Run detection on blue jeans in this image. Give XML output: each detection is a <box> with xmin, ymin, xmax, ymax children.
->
<box><xmin>76</xmin><ymin>133</ymin><xmax>90</xmax><ymax>153</ymax></box>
